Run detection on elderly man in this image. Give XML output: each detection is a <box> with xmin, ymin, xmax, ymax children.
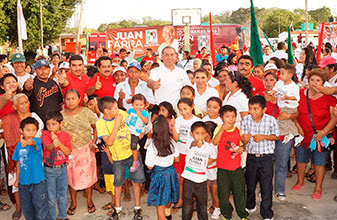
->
<box><xmin>147</xmin><ymin>46</ymin><xmax>191</xmax><ymax>106</ymax></box>
<box><xmin>157</xmin><ymin>26</ymin><xmax>179</xmax><ymax>56</ymax></box>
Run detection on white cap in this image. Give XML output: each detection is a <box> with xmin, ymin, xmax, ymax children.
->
<box><xmin>264</xmin><ymin>63</ymin><xmax>278</xmax><ymax>72</ymax></box>
<box><xmin>59</xmin><ymin>62</ymin><xmax>69</xmax><ymax>69</ymax></box>
<box><xmin>113</xmin><ymin>66</ymin><xmax>127</xmax><ymax>75</ymax></box>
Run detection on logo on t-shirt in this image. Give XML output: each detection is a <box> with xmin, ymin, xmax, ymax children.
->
<box><xmin>37</xmin><ymin>85</ymin><xmax>60</xmax><ymax>107</ymax></box>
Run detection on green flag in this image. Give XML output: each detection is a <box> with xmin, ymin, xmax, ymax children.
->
<box><xmin>287</xmin><ymin>26</ymin><xmax>294</xmax><ymax>64</ymax></box>
<box><xmin>249</xmin><ymin>0</ymin><xmax>264</xmax><ymax>65</ymax></box>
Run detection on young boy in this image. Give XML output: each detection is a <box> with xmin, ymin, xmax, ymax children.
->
<box><xmin>12</xmin><ymin>117</ymin><xmax>51</xmax><ymax>220</ymax></box>
<box><xmin>42</xmin><ymin>111</ymin><xmax>72</xmax><ymax>220</ymax></box>
<box><xmin>213</xmin><ymin>105</ymin><xmax>249</xmax><ymax>220</ymax></box>
<box><xmin>96</xmin><ymin>96</ymin><xmax>145</xmax><ymax>219</ymax></box>
<box><xmin>181</xmin><ymin>121</ymin><xmax>217</xmax><ymax>220</ymax></box>
<box><xmin>241</xmin><ymin>96</ymin><xmax>279</xmax><ymax>220</ymax></box>
<box><xmin>126</xmin><ymin>94</ymin><xmax>149</xmax><ymax>172</ymax></box>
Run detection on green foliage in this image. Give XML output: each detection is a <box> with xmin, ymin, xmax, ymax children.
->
<box><xmin>97</xmin><ymin>17</ymin><xmax>170</xmax><ymax>32</ymax></box>
<box><xmin>0</xmin><ymin>0</ymin><xmax>80</xmax><ymax>51</ymax></box>
<box><xmin>308</xmin><ymin>6</ymin><xmax>332</xmax><ymax>27</ymax></box>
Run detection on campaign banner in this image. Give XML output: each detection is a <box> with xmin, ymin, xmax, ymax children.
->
<box><xmin>319</xmin><ymin>22</ymin><xmax>337</xmax><ymax>47</ymax></box>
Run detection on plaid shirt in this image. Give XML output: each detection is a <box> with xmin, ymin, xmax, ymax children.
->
<box><xmin>241</xmin><ymin>113</ymin><xmax>279</xmax><ymax>154</ymax></box>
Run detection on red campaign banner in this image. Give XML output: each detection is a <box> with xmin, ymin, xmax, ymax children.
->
<box><xmin>106</xmin><ymin>25</ymin><xmax>179</xmax><ymax>57</ymax></box>
<box><xmin>318</xmin><ymin>22</ymin><xmax>337</xmax><ymax>47</ymax></box>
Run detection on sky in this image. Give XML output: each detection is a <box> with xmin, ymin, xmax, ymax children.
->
<box><xmin>69</xmin><ymin>0</ymin><xmax>337</xmax><ymax>29</ymax></box>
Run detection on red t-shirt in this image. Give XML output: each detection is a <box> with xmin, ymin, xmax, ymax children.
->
<box><xmin>248</xmin><ymin>75</ymin><xmax>265</xmax><ymax>96</ymax></box>
<box><xmin>0</xmin><ymin>98</ymin><xmax>14</xmax><ymax>118</ymax></box>
<box><xmin>297</xmin><ymin>89</ymin><xmax>337</xmax><ymax>149</ymax></box>
<box><xmin>217</xmin><ymin>126</ymin><xmax>241</xmax><ymax>171</ymax></box>
<box><xmin>88</xmin><ymin>73</ymin><xmax>116</xmax><ymax>98</ymax></box>
<box><xmin>61</xmin><ymin>72</ymin><xmax>90</xmax><ymax>104</ymax></box>
<box><xmin>266</xmin><ymin>102</ymin><xmax>280</xmax><ymax>119</ymax></box>
<box><xmin>42</xmin><ymin>130</ymin><xmax>72</xmax><ymax>166</ymax></box>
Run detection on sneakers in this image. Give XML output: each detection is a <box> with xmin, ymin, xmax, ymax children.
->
<box><xmin>211</xmin><ymin>207</ymin><xmax>221</xmax><ymax>219</ymax></box>
<box><xmin>108</xmin><ymin>207</ymin><xmax>119</xmax><ymax>220</ymax></box>
<box><xmin>294</xmin><ymin>135</ymin><xmax>304</xmax><ymax>148</ymax></box>
<box><xmin>276</xmin><ymin>193</ymin><xmax>286</xmax><ymax>201</ymax></box>
<box><xmin>165</xmin><ymin>215</ymin><xmax>172</xmax><ymax>220</ymax></box>
<box><xmin>133</xmin><ymin>208</ymin><xmax>143</xmax><ymax>220</ymax></box>
<box><xmin>245</xmin><ymin>206</ymin><xmax>256</xmax><ymax>213</ymax></box>
<box><xmin>283</xmin><ymin>134</ymin><xmax>294</xmax><ymax>144</ymax></box>
<box><xmin>130</xmin><ymin>161</ymin><xmax>140</xmax><ymax>172</ymax></box>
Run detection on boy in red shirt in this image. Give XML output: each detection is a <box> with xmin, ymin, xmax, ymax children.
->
<box><xmin>42</xmin><ymin>111</ymin><xmax>72</xmax><ymax>219</ymax></box>
<box><xmin>213</xmin><ymin>105</ymin><xmax>248</xmax><ymax>220</ymax></box>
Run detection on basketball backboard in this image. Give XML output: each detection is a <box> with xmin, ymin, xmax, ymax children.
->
<box><xmin>172</xmin><ymin>8</ymin><xmax>201</xmax><ymax>26</ymax></box>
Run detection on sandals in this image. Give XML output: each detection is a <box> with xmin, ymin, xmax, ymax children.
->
<box><xmin>312</xmin><ymin>192</ymin><xmax>321</xmax><ymax>200</ymax></box>
<box><xmin>305</xmin><ymin>168</ymin><xmax>315</xmax><ymax>178</ymax></box>
<box><xmin>102</xmin><ymin>202</ymin><xmax>114</xmax><ymax>210</ymax></box>
<box><xmin>307</xmin><ymin>172</ymin><xmax>316</xmax><ymax>183</ymax></box>
<box><xmin>130</xmin><ymin>161</ymin><xmax>140</xmax><ymax>172</ymax></box>
<box><xmin>93</xmin><ymin>185</ymin><xmax>106</xmax><ymax>193</ymax></box>
<box><xmin>12</xmin><ymin>211</ymin><xmax>21</xmax><ymax>220</ymax></box>
<box><xmin>291</xmin><ymin>165</ymin><xmax>297</xmax><ymax>174</ymax></box>
<box><xmin>0</xmin><ymin>202</ymin><xmax>10</xmax><ymax>211</ymax></box>
<box><xmin>67</xmin><ymin>206</ymin><xmax>76</xmax><ymax>215</ymax></box>
<box><xmin>292</xmin><ymin>184</ymin><xmax>304</xmax><ymax>192</ymax></box>
<box><xmin>171</xmin><ymin>205</ymin><xmax>182</xmax><ymax>214</ymax></box>
<box><xmin>88</xmin><ymin>204</ymin><xmax>96</xmax><ymax>213</ymax></box>
<box><xmin>208</xmin><ymin>206</ymin><xmax>215</xmax><ymax>214</ymax></box>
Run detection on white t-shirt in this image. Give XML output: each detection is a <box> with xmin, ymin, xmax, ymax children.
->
<box><xmin>194</xmin><ymin>85</ymin><xmax>219</xmax><ymax>113</ymax></box>
<box><xmin>178</xmin><ymin>59</ymin><xmax>194</xmax><ymax>71</ymax></box>
<box><xmin>208</xmin><ymin>76</ymin><xmax>220</xmax><ymax>88</ymax></box>
<box><xmin>270</xmin><ymin>50</ymin><xmax>288</xmax><ymax>60</ymax></box>
<box><xmin>149</xmin><ymin>65</ymin><xmax>191</xmax><ymax>107</ymax></box>
<box><xmin>157</xmin><ymin>40</ymin><xmax>179</xmax><ymax>58</ymax></box>
<box><xmin>175</xmin><ymin>115</ymin><xmax>200</xmax><ymax>155</ymax></box>
<box><xmin>223</xmin><ymin>89</ymin><xmax>249</xmax><ymax>128</ymax></box>
<box><xmin>145</xmin><ymin>140</ymin><xmax>179</xmax><ymax>167</ymax></box>
<box><xmin>181</xmin><ymin>140</ymin><xmax>217</xmax><ymax>183</ymax></box>
<box><xmin>202</xmin><ymin>115</ymin><xmax>223</xmax><ymax>126</ymax></box>
<box><xmin>32</xmin><ymin>112</ymin><xmax>44</xmax><ymax>138</ymax></box>
<box><xmin>263</xmin><ymin>54</ymin><xmax>272</xmax><ymax>63</ymax></box>
<box><xmin>272</xmin><ymin>80</ymin><xmax>300</xmax><ymax>108</ymax></box>
<box><xmin>15</xmin><ymin>72</ymin><xmax>32</xmax><ymax>89</ymax></box>
<box><xmin>323</xmin><ymin>74</ymin><xmax>337</xmax><ymax>98</ymax></box>
<box><xmin>296</xmin><ymin>63</ymin><xmax>304</xmax><ymax>79</ymax></box>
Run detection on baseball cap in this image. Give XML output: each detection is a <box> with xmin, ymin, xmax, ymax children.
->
<box><xmin>59</xmin><ymin>62</ymin><xmax>70</xmax><ymax>69</ymax></box>
<box><xmin>319</xmin><ymin>56</ymin><xmax>337</xmax><ymax>69</ymax></box>
<box><xmin>34</xmin><ymin>59</ymin><xmax>50</xmax><ymax>69</ymax></box>
<box><xmin>113</xmin><ymin>66</ymin><xmax>127</xmax><ymax>75</ymax></box>
<box><xmin>264</xmin><ymin>63</ymin><xmax>278</xmax><ymax>72</ymax></box>
<box><xmin>12</xmin><ymin>53</ymin><xmax>26</xmax><ymax>64</ymax></box>
<box><xmin>128</xmin><ymin>62</ymin><xmax>141</xmax><ymax>71</ymax></box>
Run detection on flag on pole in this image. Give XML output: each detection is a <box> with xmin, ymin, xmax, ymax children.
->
<box><xmin>249</xmin><ymin>0</ymin><xmax>264</xmax><ymax>65</ymax></box>
<box><xmin>317</xmin><ymin>22</ymin><xmax>325</xmax><ymax>64</ymax></box>
<box><xmin>209</xmin><ymin>12</ymin><xmax>217</xmax><ymax>66</ymax></box>
<box><xmin>287</xmin><ymin>26</ymin><xmax>294</xmax><ymax>64</ymax></box>
<box><xmin>17</xmin><ymin>0</ymin><xmax>27</xmax><ymax>40</ymax></box>
<box><xmin>263</xmin><ymin>33</ymin><xmax>275</xmax><ymax>52</ymax></box>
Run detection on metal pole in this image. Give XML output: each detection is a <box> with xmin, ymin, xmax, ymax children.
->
<box><xmin>39</xmin><ymin>0</ymin><xmax>44</xmax><ymax>49</ymax></box>
<box><xmin>76</xmin><ymin>0</ymin><xmax>84</xmax><ymax>54</ymax></box>
<box><xmin>17</xmin><ymin>0</ymin><xmax>23</xmax><ymax>53</ymax></box>
<box><xmin>184</xmin><ymin>24</ymin><xmax>190</xmax><ymax>51</ymax></box>
<box><xmin>305</xmin><ymin>0</ymin><xmax>309</xmax><ymax>46</ymax></box>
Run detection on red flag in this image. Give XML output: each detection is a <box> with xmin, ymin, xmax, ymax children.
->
<box><xmin>317</xmin><ymin>22</ymin><xmax>325</xmax><ymax>64</ymax></box>
<box><xmin>209</xmin><ymin>12</ymin><xmax>216</xmax><ymax>66</ymax></box>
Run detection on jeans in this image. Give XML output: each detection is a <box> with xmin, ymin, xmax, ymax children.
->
<box><xmin>44</xmin><ymin>165</ymin><xmax>68</xmax><ymax>219</ymax></box>
<box><xmin>19</xmin><ymin>180</ymin><xmax>52</xmax><ymax>220</ymax></box>
<box><xmin>182</xmin><ymin>179</ymin><xmax>208</xmax><ymax>220</ymax></box>
<box><xmin>274</xmin><ymin>139</ymin><xmax>294</xmax><ymax>194</ymax></box>
<box><xmin>246</xmin><ymin>154</ymin><xmax>274</xmax><ymax>219</ymax></box>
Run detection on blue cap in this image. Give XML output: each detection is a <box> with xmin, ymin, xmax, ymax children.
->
<box><xmin>34</xmin><ymin>59</ymin><xmax>50</xmax><ymax>69</ymax></box>
<box><xmin>127</xmin><ymin>62</ymin><xmax>141</xmax><ymax>71</ymax></box>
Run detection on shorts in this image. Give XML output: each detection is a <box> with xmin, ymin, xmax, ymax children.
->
<box><xmin>173</xmin><ymin>154</ymin><xmax>186</xmax><ymax>174</ymax></box>
<box><xmin>104</xmin><ymin>174</ymin><xmax>114</xmax><ymax>194</ymax></box>
<box><xmin>206</xmin><ymin>168</ymin><xmax>217</xmax><ymax>181</ymax></box>
<box><xmin>131</xmin><ymin>134</ymin><xmax>140</xmax><ymax>151</ymax></box>
<box><xmin>296</xmin><ymin>146</ymin><xmax>329</xmax><ymax>166</ymax></box>
<box><xmin>112</xmin><ymin>152</ymin><xmax>145</xmax><ymax>187</ymax></box>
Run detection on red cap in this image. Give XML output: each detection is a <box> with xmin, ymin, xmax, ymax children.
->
<box><xmin>319</xmin><ymin>56</ymin><xmax>336</xmax><ymax>69</ymax></box>
<box><xmin>292</xmin><ymin>42</ymin><xmax>297</xmax><ymax>47</ymax></box>
<box><xmin>110</xmin><ymin>53</ymin><xmax>120</xmax><ymax>59</ymax></box>
<box><xmin>243</xmin><ymin>45</ymin><xmax>248</xmax><ymax>50</ymax></box>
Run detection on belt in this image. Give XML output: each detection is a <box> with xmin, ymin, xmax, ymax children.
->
<box><xmin>248</xmin><ymin>153</ymin><xmax>273</xmax><ymax>158</ymax></box>
<box><xmin>44</xmin><ymin>162</ymin><xmax>68</xmax><ymax>169</ymax></box>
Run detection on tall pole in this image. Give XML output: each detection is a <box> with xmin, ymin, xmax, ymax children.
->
<box><xmin>76</xmin><ymin>0</ymin><xmax>84</xmax><ymax>54</ymax></box>
<box><xmin>17</xmin><ymin>0</ymin><xmax>23</xmax><ymax>53</ymax></box>
<box><xmin>305</xmin><ymin>0</ymin><xmax>309</xmax><ymax>46</ymax></box>
<box><xmin>39</xmin><ymin>0</ymin><xmax>44</xmax><ymax>49</ymax></box>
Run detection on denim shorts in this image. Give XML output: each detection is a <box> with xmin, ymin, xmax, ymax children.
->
<box><xmin>296</xmin><ymin>146</ymin><xmax>329</xmax><ymax>166</ymax></box>
<box><xmin>112</xmin><ymin>151</ymin><xmax>145</xmax><ymax>187</ymax></box>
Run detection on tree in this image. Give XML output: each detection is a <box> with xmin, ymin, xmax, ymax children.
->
<box><xmin>308</xmin><ymin>6</ymin><xmax>333</xmax><ymax>26</ymax></box>
<box><xmin>0</xmin><ymin>0</ymin><xmax>80</xmax><ymax>51</ymax></box>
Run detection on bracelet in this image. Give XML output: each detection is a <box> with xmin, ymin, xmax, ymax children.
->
<box><xmin>322</xmin><ymin>129</ymin><xmax>328</xmax><ymax>135</ymax></box>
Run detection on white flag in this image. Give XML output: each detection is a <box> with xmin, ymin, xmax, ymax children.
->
<box><xmin>17</xmin><ymin>0</ymin><xmax>27</xmax><ymax>40</ymax></box>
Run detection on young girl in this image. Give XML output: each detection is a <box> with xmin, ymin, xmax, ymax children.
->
<box><xmin>253</xmin><ymin>64</ymin><xmax>264</xmax><ymax>80</ymax></box>
<box><xmin>171</xmin><ymin>98</ymin><xmax>200</xmax><ymax>211</ymax></box>
<box><xmin>176</xmin><ymin>85</ymin><xmax>203</xmax><ymax>118</ymax></box>
<box><xmin>158</xmin><ymin>101</ymin><xmax>177</xmax><ymax>134</ymax></box>
<box><xmin>202</xmin><ymin>97</ymin><xmax>223</xmax><ymax>126</ymax></box>
<box><xmin>194</xmin><ymin>68</ymin><xmax>219</xmax><ymax>115</ymax></box>
<box><xmin>145</xmin><ymin>115</ymin><xmax>180</xmax><ymax>220</ymax></box>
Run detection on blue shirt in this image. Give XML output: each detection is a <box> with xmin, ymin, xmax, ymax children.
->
<box><xmin>216</xmin><ymin>54</ymin><xmax>228</xmax><ymax>63</ymax></box>
<box><xmin>12</xmin><ymin>137</ymin><xmax>45</xmax><ymax>185</ymax></box>
<box><xmin>126</xmin><ymin>108</ymin><xmax>149</xmax><ymax>136</ymax></box>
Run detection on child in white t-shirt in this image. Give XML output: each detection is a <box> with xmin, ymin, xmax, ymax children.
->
<box><xmin>271</xmin><ymin>64</ymin><xmax>302</xmax><ymax>144</ymax></box>
<box><xmin>181</xmin><ymin>121</ymin><xmax>217</xmax><ymax>220</ymax></box>
<box><xmin>202</xmin><ymin>97</ymin><xmax>223</xmax><ymax>126</ymax></box>
<box><xmin>145</xmin><ymin>115</ymin><xmax>179</xmax><ymax>220</ymax></box>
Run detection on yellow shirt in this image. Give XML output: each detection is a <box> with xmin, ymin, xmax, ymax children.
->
<box><xmin>96</xmin><ymin>110</ymin><xmax>133</xmax><ymax>161</ymax></box>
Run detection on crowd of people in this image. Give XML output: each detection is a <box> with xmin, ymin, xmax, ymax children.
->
<box><xmin>0</xmin><ymin>39</ymin><xmax>336</xmax><ymax>220</ymax></box>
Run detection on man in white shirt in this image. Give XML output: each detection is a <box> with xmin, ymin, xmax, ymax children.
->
<box><xmin>263</xmin><ymin>45</ymin><xmax>272</xmax><ymax>63</ymax></box>
<box><xmin>148</xmin><ymin>46</ymin><xmax>191</xmax><ymax>106</ymax></box>
<box><xmin>157</xmin><ymin>26</ymin><xmax>179</xmax><ymax>57</ymax></box>
<box><xmin>270</xmin><ymin>42</ymin><xmax>288</xmax><ymax>61</ymax></box>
